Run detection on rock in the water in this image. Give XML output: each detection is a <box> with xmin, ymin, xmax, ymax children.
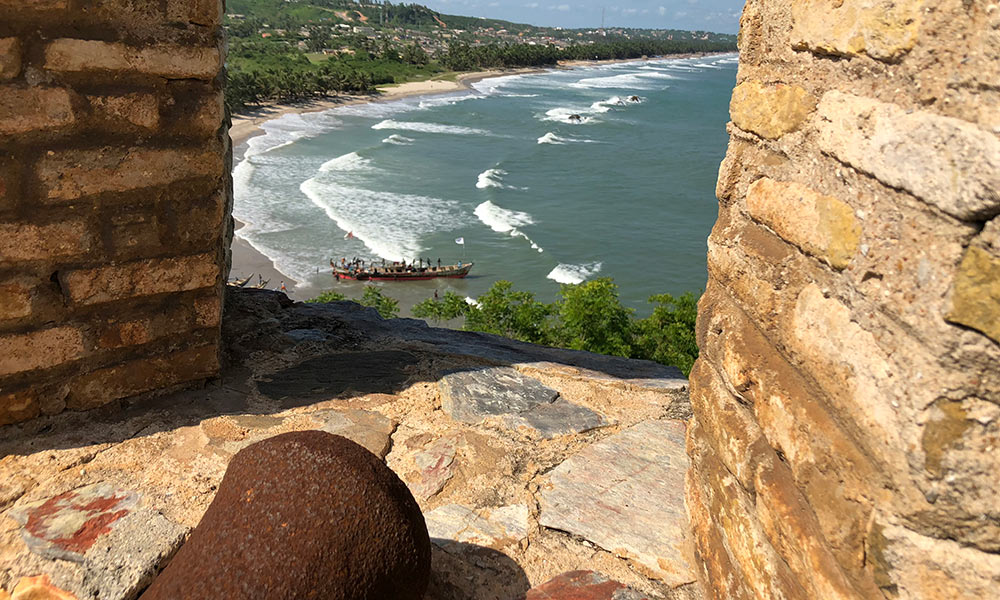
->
<box><xmin>440</xmin><ymin>367</ymin><xmax>559</xmax><ymax>424</ymax></box>
<box><xmin>424</xmin><ymin>504</ymin><xmax>529</xmax><ymax>549</ymax></box>
<box><xmin>501</xmin><ymin>398</ymin><xmax>604</xmax><ymax>439</ymax></box>
<box><xmin>538</xmin><ymin>420</ymin><xmax>694</xmax><ymax>587</ymax></box>
<box><xmin>9</xmin><ymin>483</ymin><xmax>140</xmax><ymax>562</ymax></box>
<box><xmin>523</xmin><ymin>571</ymin><xmax>649</xmax><ymax>600</ymax></box>
<box><xmin>139</xmin><ymin>431</ymin><xmax>431</xmax><ymax>600</ymax></box>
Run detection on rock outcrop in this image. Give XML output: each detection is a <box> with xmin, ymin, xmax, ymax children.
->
<box><xmin>1</xmin><ymin>289</ymin><xmax>696</xmax><ymax>600</ymax></box>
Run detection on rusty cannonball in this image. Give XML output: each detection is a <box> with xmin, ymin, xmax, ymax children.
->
<box><xmin>140</xmin><ymin>431</ymin><xmax>431</xmax><ymax>600</ymax></box>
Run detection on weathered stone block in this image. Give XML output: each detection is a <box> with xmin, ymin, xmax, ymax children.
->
<box><xmin>87</xmin><ymin>93</ymin><xmax>159</xmax><ymax>130</ymax></box>
<box><xmin>193</xmin><ymin>295</ymin><xmax>221</xmax><ymax>328</ymax></box>
<box><xmin>0</xmin><ymin>221</ymin><xmax>91</xmax><ymax>264</ymax></box>
<box><xmin>685</xmin><ymin>466</ymin><xmax>754</xmax><ymax>600</ymax></box>
<box><xmin>0</xmin><ymin>280</ymin><xmax>32</xmax><ymax>320</ymax></box>
<box><xmin>791</xmin><ymin>0</ymin><xmax>923</xmax><ymax>61</ymax></box>
<box><xmin>0</xmin><ymin>326</ymin><xmax>84</xmax><ymax>377</ymax></box>
<box><xmin>707</xmin><ymin>293</ymin><xmax>881</xmax><ymax>579</ymax></box>
<box><xmin>946</xmin><ymin>245</ymin><xmax>1000</xmax><ymax>343</ymax></box>
<box><xmin>874</xmin><ymin>521</ymin><xmax>1000</xmax><ymax>599</ymax></box>
<box><xmin>816</xmin><ymin>91</ymin><xmax>1000</xmax><ymax>220</ymax></box>
<box><xmin>0</xmin><ymin>389</ymin><xmax>39</xmax><ymax>426</ymax></box>
<box><xmin>166</xmin><ymin>0</ymin><xmax>222</xmax><ymax>26</ymax></box>
<box><xmin>8</xmin><ymin>575</ymin><xmax>75</xmax><ymax>600</ymax></box>
<box><xmin>754</xmin><ymin>458</ymin><xmax>873</xmax><ymax>600</ymax></box>
<box><xmin>0</xmin><ymin>0</ymin><xmax>67</xmax><ymax>8</ymax></box>
<box><xmin>67</xmin><ymin>344</ymin><xmax>218</xmax><ymax>410</ymax></box>
<box><xmin>729</xmin><ymin>81</ymin><xmax>815</xmax><ymax>139</ymax></box>
<box><xmin>424</xmin><ymin>504</ymin><xmax>528</xmax><ymax>549</ymax></box>
<box><xmin>0</xmin><ymin>86</ymin><xmax>75</xmax><ymax>135</ymax></box>
<box><xmin>62</xmin><ymin>253</ymin><xmax>218</xmax><ymax>306</ymax></box>
<box><xmin>687</xmin><ymin>422</ymin><xmax>809</xmax><ymax>600</ymax></box>
<box><xmin>0</xmin><ymin>38</ymin><xmax>21</xmax><ymax>80</ymax></box>
<box><xmin>538</xmin><ymin>420</ymin><xmax>694</xmax><ymax>586</ymax></box>
<box><xmin>688</xmin><ymin>358</ymin><xmax>767</xmax><ymax>489</ymax></box>
<box><xmin>746</xmin><ymin>178</ymin><xmax>861</xmax><ymax>269</ymax></box>
<box><xmin>36</xmin><ymin>147</ymin><xmax>223</xmax><ymax>202</ymax></box>
<box><xmin>440</xmin><ymin>367</ymin><xmax>559</xmax><ymax>424</ymax></box>
<box><xmin>44</xmin><ymin>39</ymin><xmax>221</xmax><ymax>80</ymax></box>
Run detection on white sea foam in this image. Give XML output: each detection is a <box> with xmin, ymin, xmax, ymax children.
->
<box><xmin>319</xmin><ymin>151</ymin><xmax>373</xmax><ymax>172</ymax></box>
<box><xmin>382</xmin><ymin>134</ymin><xmax>415</xmax><ymax>145</ymax></box>
<box><xmin>372</xmin><ymin>119</ymin><xmax>491</xmax><ymax>136</ymax></box>
<box><xmin>476</xmin><ymin>167</ymin><xmax>526</xmax><ymax>190</ymax></box>
<box><xmin>418</xmin><ymin>94</ymin><xmax>480</xmax><ymax>109</ymax></box>
<box><xmin>476</xmin><ymin>168</ymin><xmax>507</xmax><ymax>189</ymax></box>
<box><xmin>547</xmin><ymin>262</ymin><xmax>603</xmax><ymax>285</ymax></box>
<box><xmin>244</xmin><ymin>111</ymin><xmax>344</xmax><ymax>158</ymax></box>
<box><xmin>301</xmin><ymin>177</ymin><xmax>467</xmax><ymax>262</ymax></box>
<box><xmin>474</xmin><ymin>200</ymin><xmax>534</xmax><ymax>232</ymax></box>
<box><xmin>474</xmin><ymin>201</ymin><xmax>543</xmax><ymax>252</ymax></box>
<box><xmin>537</xmin><ymin>132</ymin><xmax>598</xmax><ymax>145</ymax></box>
<box><xmin>542</xmin><ymin>107</ymin><xmax>596</xmax><ymax>124</ymax></box>
<box><xmin>570</xmin><ymin>73</ymin><xmax>664</xmax><ymax>90</ymax></box>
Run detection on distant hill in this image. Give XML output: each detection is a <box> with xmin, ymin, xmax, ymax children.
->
<box><xmin>225</xmin><ymin>0</ymin><xmax>736</xmax><ymax>42</ymax></box>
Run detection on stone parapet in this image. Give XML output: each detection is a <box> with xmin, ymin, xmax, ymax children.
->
<box><xmin>0</xmin><ymin>1</ymin><xmax>228</xmax><ymax>424</ymax></box>
<box><xmin>689</xmin><ymin>0</ymin><xmax>1000</xmax><ymax>598</ymax></box>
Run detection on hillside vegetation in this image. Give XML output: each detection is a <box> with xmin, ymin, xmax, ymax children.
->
<box><xmin>224</xmin><ymin>0</ymin><xmax>736</xmax><ymax>111</ymax></box>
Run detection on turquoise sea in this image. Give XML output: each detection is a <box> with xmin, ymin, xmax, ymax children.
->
<box><xmin>233</xmin><ymin>53</ymin><xmax>738</xmax><ymax>315</ymax></box>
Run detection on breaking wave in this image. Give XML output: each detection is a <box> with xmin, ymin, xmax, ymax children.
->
<box><xmin>474</xmin><ymin>200</ymin><xmax>544</xmax><ymax>253</ymax></box>
<box><xmin>319</xmin><ymin>152</ymin><xmax>373</xmax><ymax>172</ymax></box>
<box><xmin>547</xmin><ymin>262</ymin><xmax>603</xmax><ymax>285</ymax></box>
<box><xmin>382</xmin><ymin>134</ymin><xmax>415</xmax><ymax>145</ymax></box>
<box><xmin>372</xmin><ymin>119</ymin><xmax>491</xmax><ymax>136</ymax></box>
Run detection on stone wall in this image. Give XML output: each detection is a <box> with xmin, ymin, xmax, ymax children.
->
<box><xmin>0</xmin><ymin>1</ymin><xmax>230</xmax><ymax>425</ymax></box>
<box><xmin>687</xmin><ymin>1</ymin><xmax>1000</xmax><ymax>599</ymax></box>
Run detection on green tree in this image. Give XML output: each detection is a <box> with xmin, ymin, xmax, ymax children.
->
<box><xmin>554</xmin><ymin>278</ymin><xmax>634</xmax><ymax>357</ymax></box>
<box><xmin>462</xmin><ymin>281</ymin><xmax>554</xmax><ymax>344</ymax></box>
<box><xmin>306</xmin><ymin>290</ymin><xmax>347</xmax><ymax>303</ymax></box>
<box><xmin>412</xmin><ymin>291</ymin><xmax>468</xmax><ymax>324</ymax></box>
<box><xmin>633</xmin><ymin>292</ymin><xmax>699</xmax><ymax>375</ymax></box>
<box><xmin>360</xmin><ymin>285</ymin><xmax>400</xmax><ymax>319</ymax></box>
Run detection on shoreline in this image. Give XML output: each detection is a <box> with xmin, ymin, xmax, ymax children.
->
<box><xmin>228</xmin><ymin>51</ymin><xmax>735</xmax><ymax>301</ymax></box>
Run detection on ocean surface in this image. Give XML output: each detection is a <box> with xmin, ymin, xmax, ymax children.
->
<box><xmin>233</xmin><ymin>53</ymin><xmax>738</xmax><ymax>315</ymax></box>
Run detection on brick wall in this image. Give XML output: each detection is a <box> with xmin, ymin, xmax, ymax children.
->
<box><xmin>688</xmin><ymin>1</ymin><xmax>1000</xmax><ymax>598</ymax></box>
<box><xmin>0</xmin><ymin>0</ymin><xmax>230</xmax><ymax>425</ymax></box>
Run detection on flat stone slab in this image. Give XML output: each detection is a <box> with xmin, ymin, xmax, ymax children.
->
<box><xmin>6</xmin><ymin>486</ymin><xmax>189</xmax><ymax>600</ymax></box>
<box><xmin>538</xmin><ymin>420</ymin><xmax>694</xmax><ymax>587</ymax></box>
<box><xmin>440</xmin><ymin>367</ymin><xmax>559</xmax><ymax>424</ymax></box>
<box><xmin>501</xmin><ymin>398</ymin><xmax>604</xmax><ymax>439</ymax></box>
<box><xmin>257</xmin><ymin>351</ymin><xmax>419</xmax><ymax>404</ymax></box>
<box><xmin>424</xmin><ymin>504</ymin><xmax>529</xmax><ymax>549</ymax></box>
<box><xmin>9</xmin><ymin>482</ymin><xmax>140</xmax><ymax>562</ymax></box>
<box><xmin>523</xmin><ymin>571</ymin><xmax>650</xmax><ymax>600</ymax></box>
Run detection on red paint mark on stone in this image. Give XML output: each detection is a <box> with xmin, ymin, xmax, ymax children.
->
<box><xmin>22</xmin><ymin>487</ymin><xmax>133</xmax><ymax>555</ymax></box>
<box><xmin>50</xmin><ymin>509</ymin><xmax>130</xmax><ymax>554</ymax></box>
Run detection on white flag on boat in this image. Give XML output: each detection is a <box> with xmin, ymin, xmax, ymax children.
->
<box><xmin>455</xmin><ymin>237</ymin><xmax>465</xmax><ymax>245</ymax></box>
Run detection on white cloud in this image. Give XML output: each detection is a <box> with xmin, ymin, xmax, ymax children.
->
<box><xmin>658</xmin><ymin>6</ymin><xmax>667</xmax><ymax>16</ymax></box>
<box><xmin>557</xmin><ymin>3</ymin><xmax>570</xmax><ymax>10</ymax></box>
<box><xmin>524</xmin><ymin>1</ymin><xmax>539</xmax><ymax>6</ymax></box>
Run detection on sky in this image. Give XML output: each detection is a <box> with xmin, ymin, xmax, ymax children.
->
<box><xmin>417</xmin><ymin>0</ymin><xmax>745</xmax><ymax>34</ymax></box>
